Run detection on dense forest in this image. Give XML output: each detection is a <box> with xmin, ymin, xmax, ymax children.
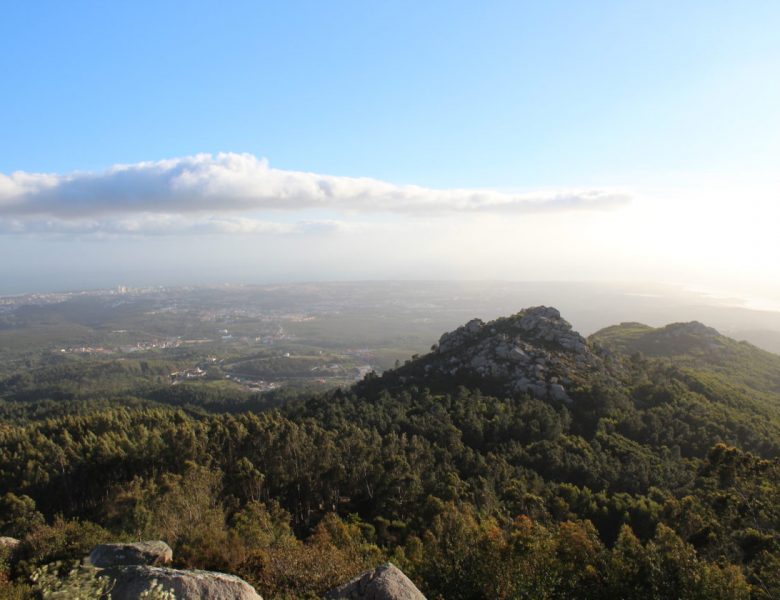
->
<box><xmin>0</xmin><ymin>308</ymin><xmax>779</xmax><ymax>598</ymax></box>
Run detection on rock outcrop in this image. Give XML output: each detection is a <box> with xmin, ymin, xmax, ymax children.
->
<box><xmin>325</xmin><ymin>563</ymin><xmax>426</xmax><ymax>600</ymax></box>
<box><xmin>88</xmin><ymin>540</ymin><xmax>173</xmax><ymax>567</ymax></box>
<box><xmin>426</xmin><ymin>306</ymin><xmax>611</xmax><ymax>402</ymax></box>
<box><xmin>104</xmin><ymin>565</ymin><xmax>263</xmax><ymax>600</ymax></box>
<box><xmin>86</xmin><ymin>541</ymin><xmax>262</xmax><ymax>600</ymax></box>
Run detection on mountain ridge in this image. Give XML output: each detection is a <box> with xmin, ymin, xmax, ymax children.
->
<box><xmin>1</xmin><ymin>305</ymin><xmax>780</xmax><ymax>598</ymax></box>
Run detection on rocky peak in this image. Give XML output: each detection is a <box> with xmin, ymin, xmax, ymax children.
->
<box><xmin>513</xmin><ymin>306</ymin><xmax>587</xmax><ymax>350</ymax></box>
<box><xmin>437</xmin><ymin>306</ymin><xmax>586</xmax><ymax>355</ymax></box>
<box><xmin>424</xmin><ymin>306</ymin><xmax>608</xmax><ymax>402</ymax></box>
<box><xmin>437</xmin><ymin>318</ymin><xmax>485</xmax><ymax>352</ymax></box>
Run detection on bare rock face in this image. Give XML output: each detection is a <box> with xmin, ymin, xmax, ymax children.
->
<box><xmin>438</xmin><ymin>318</ymin><xmax>485</xmax><ymax>352</ymax></box>
<box><xmin>103</xmin><ymin>565</ymin><xmax>263</xmax><ymax>600</ymax></box>
<box><xmin>428</xmin><ymin>306</ymin><xmax>615</xmax><ymax>402</ymax></box>
<box><xmin>88</xmin><ymin>540</ymin><xmax>173</xmax><ymax>568</ymax></box>
<box><xmin>325</xmin><ymin>563</ymin><xmax>426</xmax><ymax>600</ymax></box>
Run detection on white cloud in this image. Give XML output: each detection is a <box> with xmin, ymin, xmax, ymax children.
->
<box><xmin>0</xmin><ymin>153</ymin><xmax>630</xmax><ymax>234</ymax></box>
<box><xmin>0</xmin><ymin>214</ymin><xmax>354</xmax><ymax>237</ymax></box>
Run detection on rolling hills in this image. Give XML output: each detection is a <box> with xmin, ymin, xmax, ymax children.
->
<box><xmin>0</xmin><ymin>306</ymin><xmax>778</xmax><ymax>599</ymax></box>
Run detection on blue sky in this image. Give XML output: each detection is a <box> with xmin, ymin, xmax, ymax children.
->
<box><xmin>3</xmin><ymin>1</ymin><xmax>778</xmax><ymax>185</ymax></box>
<box><xmin>1</xmin><ymin>1</ymin><xmax>779</xmax><ymax>299</ymax></box>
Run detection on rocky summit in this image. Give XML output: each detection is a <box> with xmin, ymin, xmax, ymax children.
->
<box><xmin>414</xmin><ymin>306</ymin><xmax>613</xmax><ymax>402</ymax></box>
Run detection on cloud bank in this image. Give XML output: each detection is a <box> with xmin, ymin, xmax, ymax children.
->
<box><xmin>0</xmin><ymin>215</ymin><xmax>352</xmax><ymax>236</ymax></box>
<box><xmin>0</xmin><ymin>153</ymin><xmax>630</xmax><ymax>234</ymax></box>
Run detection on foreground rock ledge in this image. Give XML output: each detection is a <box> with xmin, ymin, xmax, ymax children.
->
<box><xmin>325</xmin><ymin>563</ymin><xmax>426</xmax><ymax>600</ymax></box>
<box><xmin>103</xmin><ymin>565</ymin><xmax>263</xmax><ymax>600</ymax></box>
<box><xmin>89</xmin><ymin>540</ymin><xmax>173</xmax><ymax>567</ymax></box>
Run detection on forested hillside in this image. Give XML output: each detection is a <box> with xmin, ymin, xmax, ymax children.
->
<box><xmin>0</xmin><ymin>307</ymin><xmax>778</xmax><ymax>599</ymax></box>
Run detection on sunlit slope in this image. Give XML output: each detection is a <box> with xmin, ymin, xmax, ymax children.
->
<box><xmin>590</xmin><ymin>321</ymin><xmax>780</xmax><ymax>449</ymax></box>
<box><xmin>591</xmin><ymin>321</ymin><xmax>780</xmax><ymax>394</ymax></box>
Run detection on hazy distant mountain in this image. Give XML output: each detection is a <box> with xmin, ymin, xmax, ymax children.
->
<box><xmin>729</xmin><ymin>329</ymin><xmax>780</xmax><ymax>355</ymax></box>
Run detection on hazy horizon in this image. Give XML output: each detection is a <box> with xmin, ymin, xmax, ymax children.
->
<box><xmin>0</xmin><ymin>273</ymin><xmax>777</xmax><ymax>314</ymax></box>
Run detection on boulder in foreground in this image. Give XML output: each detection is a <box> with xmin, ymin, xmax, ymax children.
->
<box><xmin>88</xmin><ymin>540</ymin><xmax>173</xmax><ymax>567</ymax></box>
<box><xmin>103</xmin><ymin>565</ymin><xmax>263</xmax><ymax>600</ymax></box>
<box><xmin>325</xmin><ymin>563</ymin><xmax>426</xmax><ymax>600</ymax></box>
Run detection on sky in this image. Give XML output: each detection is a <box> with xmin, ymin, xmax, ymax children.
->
<box><xmin>1</xmin><ymin>1</ymin><xmax>779</xmax><ymax>303</ymax></box>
